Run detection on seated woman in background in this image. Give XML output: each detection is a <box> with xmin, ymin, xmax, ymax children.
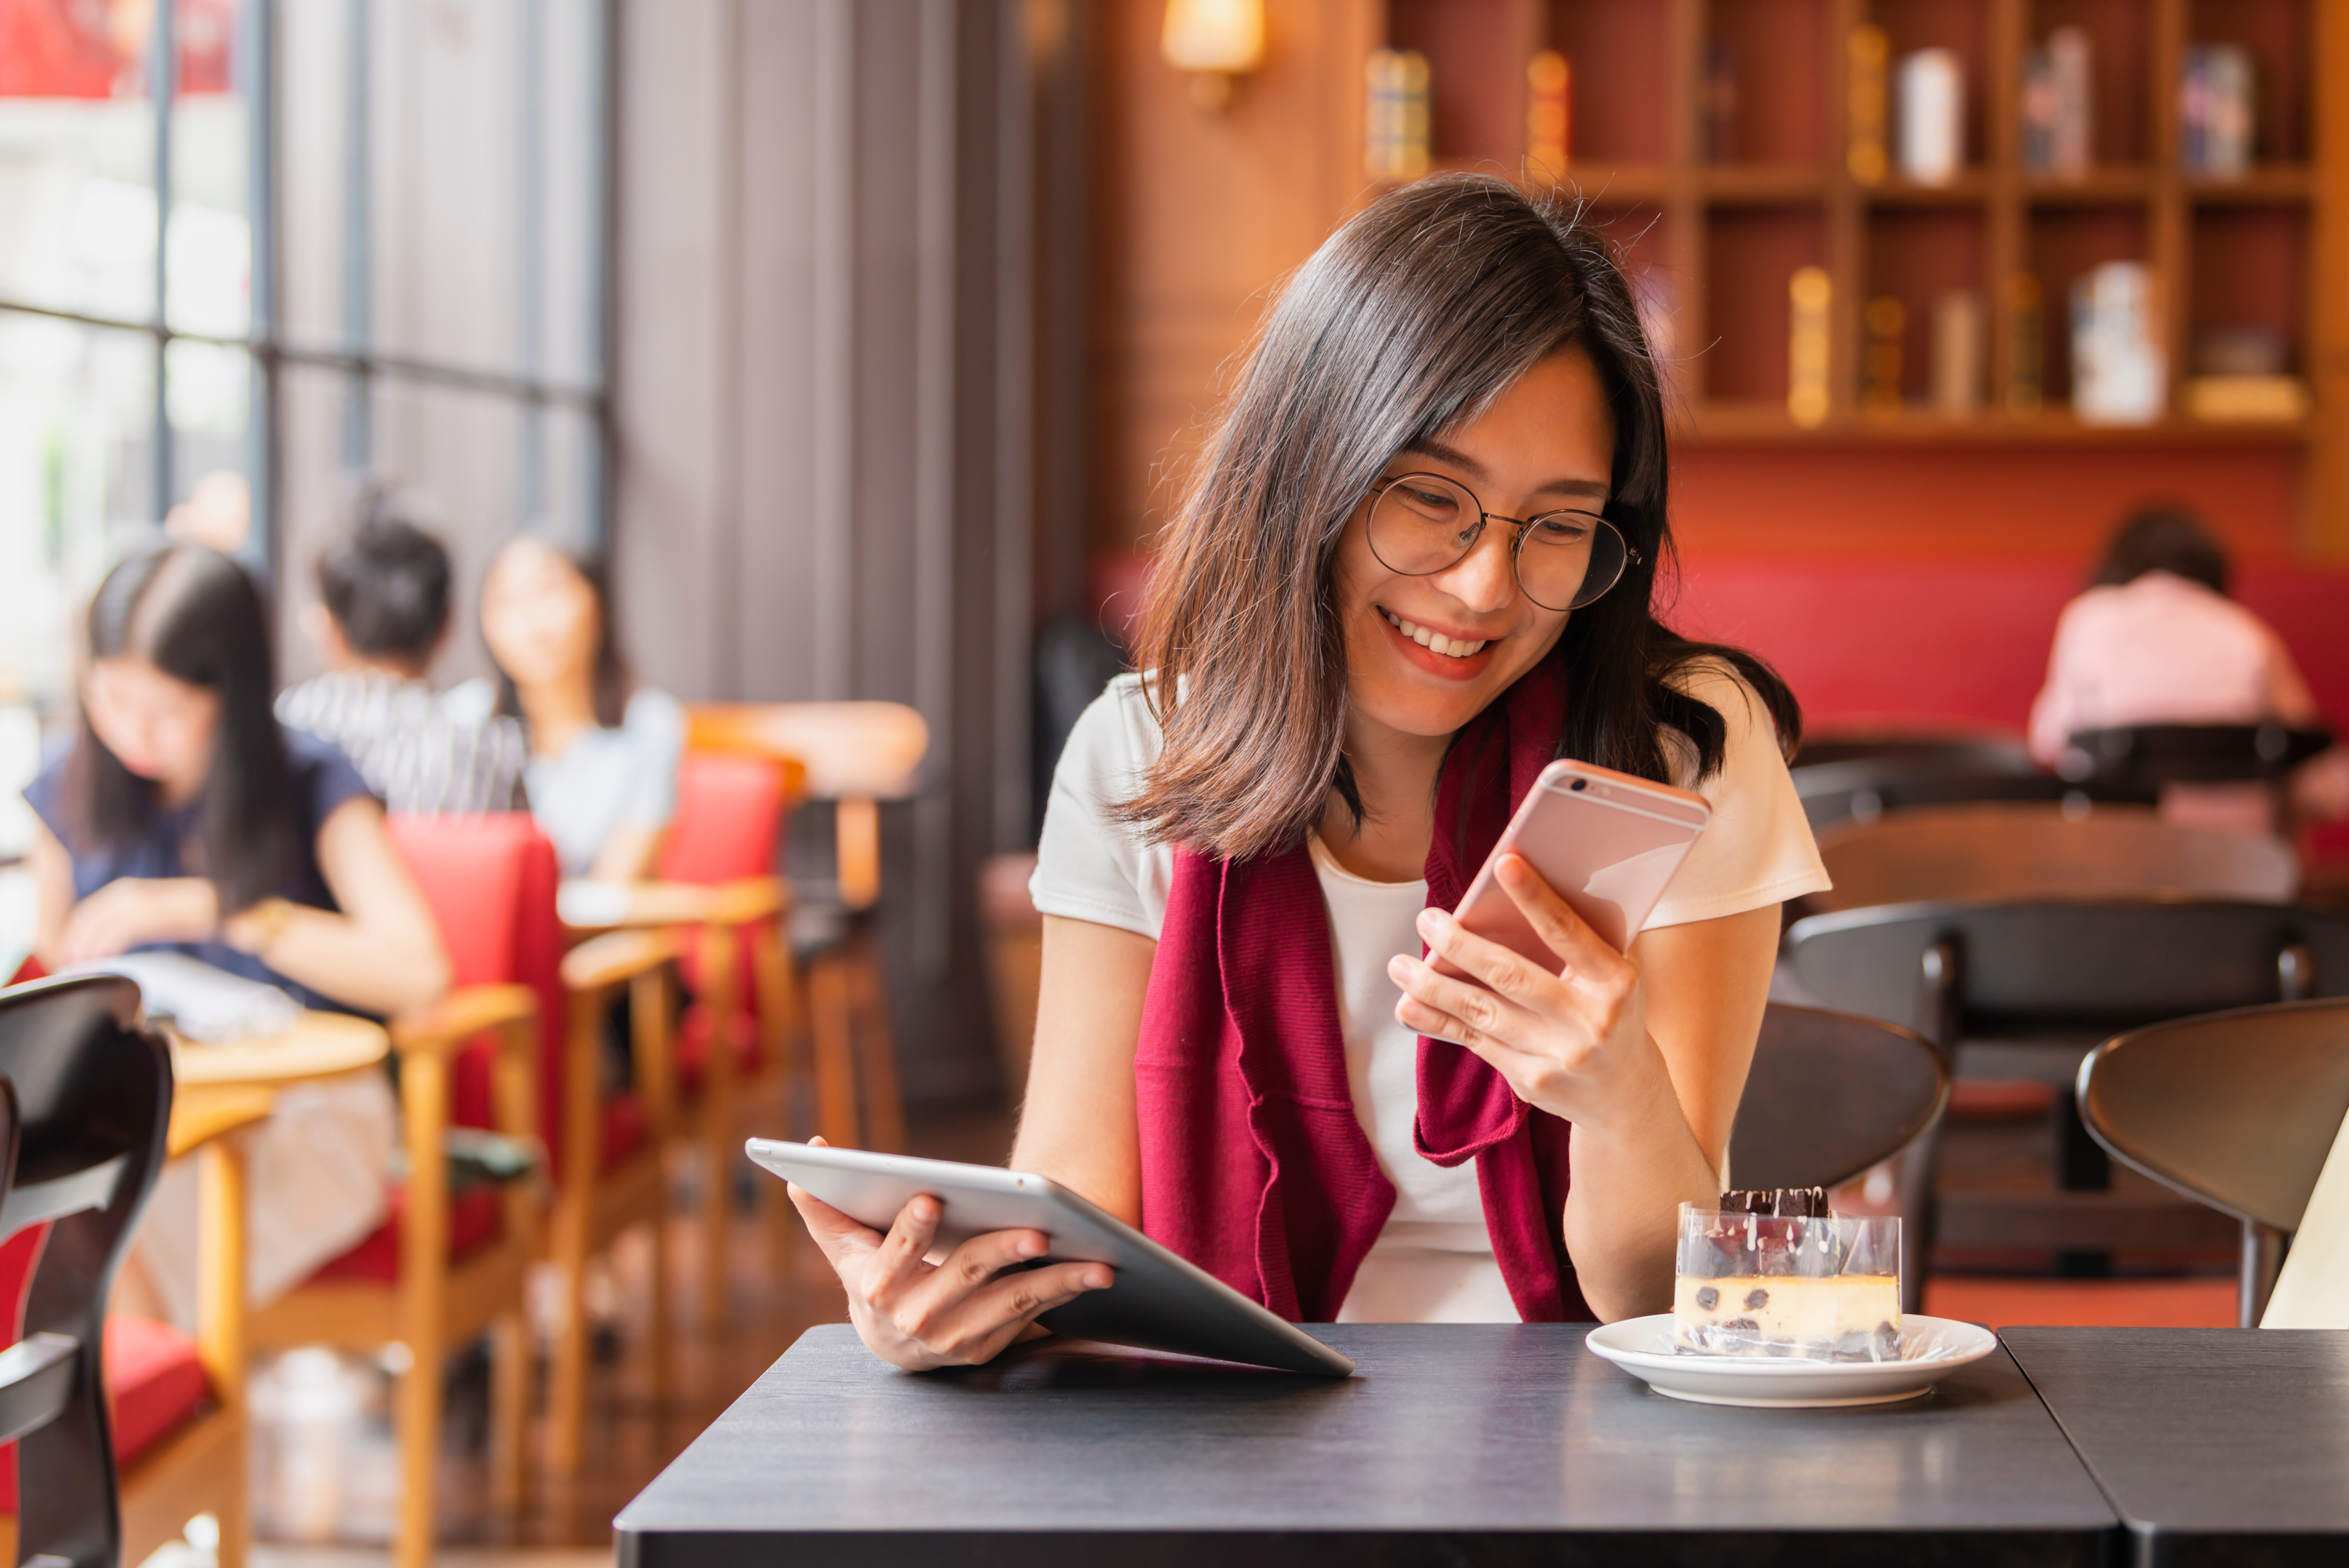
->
<box><xmin>279</xmin><ymin>492</ymin><xmax>530</xmax><ymax>814</ymax></box>
<box><xmin>449</xmin><ymin>535</ymin><xmax>682</xmax><ymax>880</ymax></box>
<box><xmin>25</xmin><ymin>542</ymin><xmax>452</xmax><ymax>1326</ymax></box>
<box><xmin>2028</xmin><ymin>505</ymin><xmax>2348</xmax><ymax>833</ymax></box>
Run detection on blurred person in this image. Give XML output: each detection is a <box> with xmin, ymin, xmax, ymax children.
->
<box><xmin>24</xmin><ymin>542</ymin><xmax>452</xmax><ymax>1325</ymax></box>
<box><xmin>278</xmin><ymin>502</ymin><xmax>530</xmax><ymax>813</ymax></box>
<box><xmin>449</xmin><ymin>534</ymin><xmax>682</xmax><ymax>881</ymax></box>
<box><xmin>791</xmin><ymin>174</ymin><xmax>1830</xmax><ymax>1366</ymax></box>
<box><xmin>2029</xmin><ymin>505</ymin><xmax>2348</xmax><ymax>831</ymax></box>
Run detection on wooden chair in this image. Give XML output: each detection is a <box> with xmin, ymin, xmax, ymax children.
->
<box><xmin>547</xmin><ymin>927</ymin><xmax>685</xmax><ymax>1476</ymax></box>
<box><xmin>1809</xmin><ymin>802</ymin><xmax>2301</xmax><ymax>914</ymax></box>
<box><xmin>656</xmin><ymin>751</ymin><xmax>804</xmax><ymax>1328</ymax></box>
<box><xmin>252</xmin><ymin>816</ymin><xmax>549</xmax><ymax>1568</ymax></box>
<box><xmin>685</xmin><ymin>702</ymin><xmax>928</xmax><ymax>1152</ymax></box>
<box><xmin>1787</xmin><ymin>897</ymin><xmax>2349</xmax><ymax>1292</ymax></box>
<box><xmin>2078</xmin><ymin>997</ymin><xmax>2349</xmax><ymax>1326</ymax></box>
<box><xmin>0</xmin><ymin>974</ymin><xmax>171</xmax><ymax>1568</ymax></box>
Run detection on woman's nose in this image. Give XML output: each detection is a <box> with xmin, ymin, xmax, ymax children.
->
<box><xmin>1433</xmin><ymin>524</ymin><xmax>1521</xmax><ymax>612</ymax></box>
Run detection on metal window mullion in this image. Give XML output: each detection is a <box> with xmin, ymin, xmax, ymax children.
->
<box><xmin>587</xmin><ymin>0</ymin><xmax>616</xmax><ymax>547</ymax></box>
<box><xmin>247</xmin><ymin>0</ymin><xmax>280</xmax><ymax>581</ymax></box>
<box><xmin>912</xmin><ymin>0</ymin><xmax>957</xmax><ymax>976</ymax></box>
<box><xmin>517</xmin><ymin>0</ymin><xmax>545</xmax><ymax>524</ymax></box>
<box><xmin>343</xmin><ymin>0</ymin><xmax>372</xmax><ymax>471</ymax></box>
<box><xmin>992</xmin><ymin>0</ymin><xmax>1034</xmax><ymax>852</ymax></box>
<box><xmin>152</xmin><ymin>0</ymin><xmax>178</xmax><ymax>520</ymax></box>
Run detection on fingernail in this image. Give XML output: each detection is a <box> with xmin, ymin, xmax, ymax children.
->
<box><xmin>1416</xmin><ymin>908</ymin><xmax>1445</xmax><ymax>936</ymax></box>
<box><xmin>1496</xmin><ymin>854</ymin><xmax>1527</xmax><ymax>881</ymax></box>
<box><xmin>1387</xmin><ymin>954</ymin><xmax>1418</xmax><ymax>982</ymax></box>
<box><xmin>1086</xmin><ymin>1269</ymin><xmax>1112</xmax><ymax>1289</ymax></box>
<box><xmin>1015</xmin><ymin>1234</ymin><xmax>1042</xmax><ymax>1259</ymax></box>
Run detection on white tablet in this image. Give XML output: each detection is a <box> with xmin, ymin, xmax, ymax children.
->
<box><xmin>747</xmin><ymin>1138</ymin><xmax>1355</xmax><ymax>1377</ymax></box>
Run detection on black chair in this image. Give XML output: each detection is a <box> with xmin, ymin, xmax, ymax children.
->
<box><xmin>2078</xmin><ymin>997</ymin><xmax>2349</xmax><ymax>1326</ymax></box>
<box><xmin>0</xmin><ymin>976</ymin><xmax>173</xmax><ymax>1568</ymax></box>
<box><xmin>2062</xmin><ymin>723</ymin><xmax>2338</xmax><ymax>836</ymax></box>
<box><xmin>1790</xmin><ymin>732</ymin><xmax>2036</xmax><ymax>772</ymax></box>
<box><xmin>1809</xmin><ymin>803</ymin><xmax>2300</xmax><ymax>914</ymax></box>
<box><xmin>1729</xmin><ymin>1005</ymin><xmax>1948</xmax><ymax>1310</ymax></box>
<box><xmin>1789</xmin><ymin>752</ymin><xmax>2150</xmax><ymax>834</ymax></box>
<box><xmin>1784</xmin><ymin>898</ymin><xmax>2349</xmax><ymax>1291</ymax></box>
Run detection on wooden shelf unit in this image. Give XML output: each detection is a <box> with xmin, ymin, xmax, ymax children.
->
<box><xmin>1373</xmin><ymin>0</ymin><xmax>2349</xmax><ymax>540</ymax></box>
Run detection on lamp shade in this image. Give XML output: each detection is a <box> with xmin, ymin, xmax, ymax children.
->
<box><xmin>1162</xmin><ymin>0</ymin><xmax>1264</xmax><ymax>75</ymax></box>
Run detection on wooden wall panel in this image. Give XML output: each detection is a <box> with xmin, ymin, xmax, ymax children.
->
<box><xmin>1085</xmin><ymin>0</ymin><xmax>1376</xmax><ymax>555</ymax></box>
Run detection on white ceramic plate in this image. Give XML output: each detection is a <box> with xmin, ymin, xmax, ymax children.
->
<box><xmin>1585</xmin><ymin>1314</ymin><xmax>1999</xmax><ymax>1408</ymax></box>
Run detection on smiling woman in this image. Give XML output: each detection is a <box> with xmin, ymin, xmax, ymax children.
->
<box><xmin>788</xmin><ymin>174</ymin><xmax>1832</xmax><ymax>1367</ymax></box>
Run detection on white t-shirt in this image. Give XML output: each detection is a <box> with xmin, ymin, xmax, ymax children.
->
<box><xmin>1030</xmin><ymin>664</ymin><xmax>1831</xmax><ymax>1321</ymax></box>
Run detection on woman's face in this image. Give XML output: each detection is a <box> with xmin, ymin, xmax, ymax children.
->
<box><xmin>481</xmin><ymin>539</ymin><xmax>600</xmax><ymax>690</ymax></box>
<box><xmin>1330</xmin><ymin>346</ymin><xmax>1618</xmax><ymax>745</ymax></box>
<box><xmin>86</xmin><ymin>656</ymin><xmax>219</xmax><ymax>793</ymax></box>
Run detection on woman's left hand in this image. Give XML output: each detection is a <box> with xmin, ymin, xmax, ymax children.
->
<box><xmin>1386</xmin><ymin>852</ymin><xmax>1672</xmax><ymax>1131</ymax></box>
<box><xmin>55</xmin><ymin>877</ymin><xmax>220</xmax><ymax>964</ymax></box>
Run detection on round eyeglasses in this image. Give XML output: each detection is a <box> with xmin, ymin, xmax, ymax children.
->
<box><xmin>1365</xmin><ymin>472</ymin><xmax>1637</xmax><ymax>612</ymax></box>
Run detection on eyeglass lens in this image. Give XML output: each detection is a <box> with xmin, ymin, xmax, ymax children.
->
<box><xmin>1368</xmin><ymin>473</ymin><xmax>1629</xmax><ymax>611</ymax></box>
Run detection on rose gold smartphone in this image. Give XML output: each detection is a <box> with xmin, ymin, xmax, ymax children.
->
<box><xmin>1445</xmin><ymin>759</ymin><xmax>1712</xmax><ymax>969</ymax></box>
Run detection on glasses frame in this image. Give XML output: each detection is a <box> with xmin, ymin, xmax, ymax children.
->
<box><xmin>1365</xmin><ymin>472</ymin><xmax>1642</xmax><ymax>612</ymax></box>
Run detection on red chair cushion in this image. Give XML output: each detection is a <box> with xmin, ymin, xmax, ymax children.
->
<box><xmin>105</xmin><ymin>1316</ymin><xmax>211</xmax><ymax>1467</ymax></box>
<box><xmin>657</xmin><ymin>754</ymin><xmax>786</xmax><ymax>884</ymax></box>
<box><xmin>306</xmin><ymin>1183</ymin><xmax>507</xmax><ymax>1285</ymax></box>
<box><xmin>600</xmin><ymin>1093</ymin><xmax>650</xmax><ymax>1172</ymax></box>
<box><xmin>386</xmin><ymin>815</ymin><xmax>578</xmax><ymax>1177</ymax></box>
<box><xmin>677</xmin><ymin>1003</ymin><xmax>759</xmax><ymax>1098</ymax></box>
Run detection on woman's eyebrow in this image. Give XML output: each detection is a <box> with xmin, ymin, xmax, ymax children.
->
<box><xmin>1398</xmin><ymin>440</ymin><xmax>1609</xmax><ymax>502</ymax></box>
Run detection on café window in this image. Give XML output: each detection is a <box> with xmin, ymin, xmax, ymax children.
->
<box><xmin>0</xmin><ymin>0</ymin><xmax>612</xmax><ymax>709</ymax></box>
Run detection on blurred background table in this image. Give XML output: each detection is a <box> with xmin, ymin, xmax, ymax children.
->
<box><xmin>166</xmin><ymin>1010</ymin><xmax>388</xmax><ymax>1089</ymax></box>
<box><xmin>2004</xmin><ymin>1327</ymin><xmax>2349</xmax><ymax>1561</ymax></box>
<box><xmin>616</xmin><ymin>1323</ymin><xmax>2116</xmax><ymax>1567</ymax></box>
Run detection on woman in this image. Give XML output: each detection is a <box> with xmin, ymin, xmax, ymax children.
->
<box><xmin>25</xmin><ymin>542</ymin><xmax>452</xmax><ymax>1323</ymax></box>
<box><xmin>795</xmin><ymin>176</ymin><xmax>1830</xmax><ymax>1367</ymax></box>
<box><xmin>2028</xmin><ymin>505</ymin><xmax>2348</xmax><ymax>831</ymax></box>
<box><xmin>454</xmin><ymin>535</ymin><xmax>682</xmax><ymax>880</ymax></box>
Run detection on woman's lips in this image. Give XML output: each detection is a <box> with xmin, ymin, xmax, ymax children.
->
<box><xmin>1378</xmin><ymin>605</ymin><xmax>1500</xmax><ymax>682</ymax></box>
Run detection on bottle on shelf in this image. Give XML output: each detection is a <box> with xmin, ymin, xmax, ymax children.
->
<box><xmin>2180</xmin><ymin>44</ymin><xmax>2254</xmax><ymax>180</ymax></box>
<box><xmin>2021</xmin><ymin>27</ymin><xmax>2093</xmax><ymax>180</ymax></box>
<box><xmin>1527</xmin><ymin>49</ymin><xmax>1569</xmax><ymax>180</ymax></box>
<box><xmin>1703</xmin><ymin>41</ymin><xmax>1738</xmax><ymax>166</ymax></box>
<box><xmin>2006</xmin><ymin>273</ymin><xmax>2045</xmax><ymax>417</ymax></box>
<box><xmin>1862</xmin><ymin>296</ymin><xmax>1905</xmax><ymax>417</ymax></box>
<box><xmin>2070</xmin><ymin>261</ymin><xmax>2165</xmax><ymax>426</ymax></box>
<box><xmin>1365</xmin><ymin>49</ymin><xmax>1431</xmax><ymax>183</ymax></box>
<box><xmin>1847</xmin><ymin>25</ymin><xmax>1889</xmax><ymax>185</ymax></box>
<box><xmin>1789</xmin><ymin>266</ymin><xmax>1832</xmax><ymax>428</ymax></box>
<box><xmin>1930</xmin><ymin>290</ymin><xmax>1986</xmax><ymax>417</ymax></box>
<box><xmin>1895</xmin><ymin>49</ymin><xmax>1964</xmax><ymax>186</ymax></box>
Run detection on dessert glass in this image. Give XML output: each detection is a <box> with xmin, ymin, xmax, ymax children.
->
<box><xmin>1672</xmin><ymin>1204</ymin><xmax>1903</xmax><ymax>1363</ymax></box>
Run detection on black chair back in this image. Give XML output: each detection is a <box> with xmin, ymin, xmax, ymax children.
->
<box><xmin>1790</xmin><ymin>733</ymin><xmax>2035</xmax><ymax>772</ymax></box>
<box><xmin>1789</xmin><ymin>753</ymin><xmax>2085</xmax><ymax>833</ymax></box>
<box><xmin>1786</xmin><ymin>898</ymin><xmax>2349</xmax><ymax>1046</ymax></box>
<box><xmin>2078</xmin><ymin>997</ymin><xmax>2349</xmax><ymax>1325</ymax></box>
<box><xmin>1810</xmin><ymin>804</ymin><xmax>2300</xmax><ymax>915</ymax></box>
<box><xmin>1728</xmin><ymin>1004</ymin><xmax>1947</xmax><ymax>1192</ymax></box>
<box><xmin>0</xmin><ymin>975</ymin><xmax>173</xmax><ymax>1568</ymax></box>
<box><xmin>2064</xmin><ymin>722</ymin><xmax>2335</xmax><ymax>790</ymax></box>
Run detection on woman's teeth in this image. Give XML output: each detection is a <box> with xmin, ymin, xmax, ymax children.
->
<box><xmin>1382</xmin><ymin>608</ymin><xmax>1488</xmax><ymax>658</ymax></box>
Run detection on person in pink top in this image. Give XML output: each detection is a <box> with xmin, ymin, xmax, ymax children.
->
<box><xmin>2028</xmin><ymin>507</ymin><xmax>2347</xmax><ymax>832</ymax></box>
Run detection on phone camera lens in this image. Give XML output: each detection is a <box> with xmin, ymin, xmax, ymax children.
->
<box><xmin>1569</xmin><ymin>777</ymin><xmax>1588</xmax><ymax>792</ymax></box>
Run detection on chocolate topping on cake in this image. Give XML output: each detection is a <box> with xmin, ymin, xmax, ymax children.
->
<box><xmin>1718</xmin><ymin>1186</ymin><xmax>1831</xmax><ymax>1218</ymax></box>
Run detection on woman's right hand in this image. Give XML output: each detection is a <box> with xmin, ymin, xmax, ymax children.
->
<box><xmin>788</xmin><ymin>1143</ymin><xmax>1113</xmax><ymax>1372</ymax></box>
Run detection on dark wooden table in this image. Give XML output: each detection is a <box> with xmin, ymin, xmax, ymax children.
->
<box><xmin>2004</xmin><ymin>1326</ymin><xmax>2349</xmax><ymax>1567</ymax></box>
<box><xmin>615</xmin><ymin>1323</ymin><xmax>2115</xmax><ymax>1567</ymax></box>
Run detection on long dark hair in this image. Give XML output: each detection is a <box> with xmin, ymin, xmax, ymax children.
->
<box><xmin>487</xmin><ymin>535</ymin><xmax>633</xmax><ymax>729</ymax></box>
<box><xmin>1121</xmin><ymin>173</ymin><xmax>1799</xmax><ymax>860</ymax></box>
<box><xmin>69</xmin><ymin>543</ymin><xmax>298</xmax><ymax>912</ymax></box>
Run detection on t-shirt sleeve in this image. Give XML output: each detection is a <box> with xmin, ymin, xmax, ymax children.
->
<box><xmin>1029</xmin><ymin>677</ymin><xmax>1169</xmax><ymax>942</ymax></box>
<box><xmin>291</xmin><ymin>727</ymin><xmax>381</xmax><ymax>820</ymax></box>
<box><xmin>621</xmin><ymin>689</ymin><xmax>685</xmax><ymax>829</ymax></box>
<box><xmin>22</xmin><ymin>744</ymin><xmax>75</xmax><ymax>850</ymax></box>
<box><xmin>1643</xmin><ymin>665</ymin><xmax>1831</xmax><ymax>931</ymax></box>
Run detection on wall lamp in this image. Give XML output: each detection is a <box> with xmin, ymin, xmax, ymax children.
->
<box><xmin>1162</xmin><ymin>0</ymin><xmax>1265</xmax><ymax>111</ymax></box>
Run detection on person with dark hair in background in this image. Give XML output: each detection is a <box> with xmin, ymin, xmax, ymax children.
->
<box><xmin>446</xmin><ymin>534</ymin><xmax>682</xmax><ymax>881</ymax></box>
<box><xmin>2030</xmin><ymin>503</ymin><xmax>2348</xmax><ymax>830</ymax></box>
<box><xmin>278</xmin><ymin>497</ymin><xmax>530</xmax><ymax>814</ymax></box>
<box><xmin>24</xmin><ymin>542</ymin><xmax>452</xmax><ymax>1326</ymax></box>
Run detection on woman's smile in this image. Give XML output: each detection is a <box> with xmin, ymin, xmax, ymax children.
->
<box><xmin>1377</xmin><ymin>603</ymin><xmax>1501</xmax><ymax>680</ymax></box>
